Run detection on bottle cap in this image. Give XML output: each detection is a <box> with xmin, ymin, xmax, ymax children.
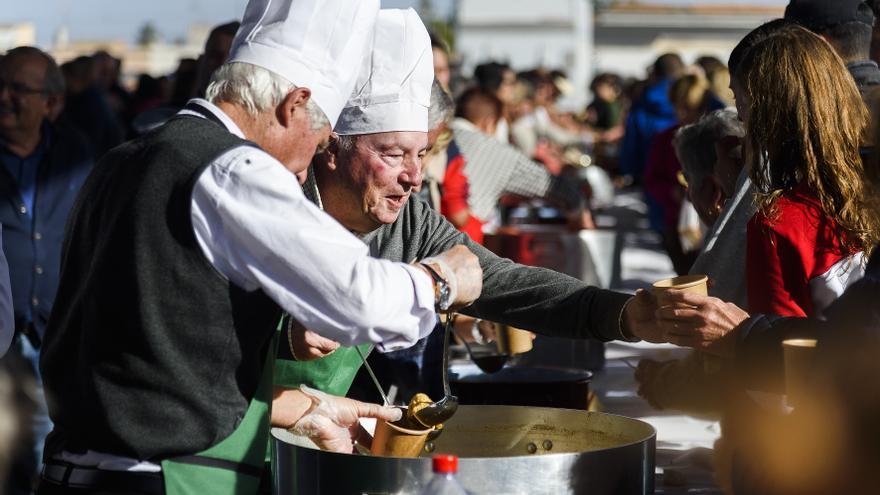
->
<box><xmin>432</xmin><ymin>454</ymin><xmax>458</xmax><ymax>474</ymax></box>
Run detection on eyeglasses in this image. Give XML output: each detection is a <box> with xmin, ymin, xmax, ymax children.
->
<box><xmin>0</xmin><ymin>80</ymin><xmax>46</xmax><ymax>97</ymax></box>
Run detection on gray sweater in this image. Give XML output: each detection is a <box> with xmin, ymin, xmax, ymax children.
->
<box><xmin>304</xmin><ymin>172</ymin><xmax>632</xmax><ymax>341</ymax></box>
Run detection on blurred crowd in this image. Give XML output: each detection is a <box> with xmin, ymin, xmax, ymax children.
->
<box><xmin>1</xmin><ymin>0</ymin><xmax>880</xmax><ymax>493</ymax></box>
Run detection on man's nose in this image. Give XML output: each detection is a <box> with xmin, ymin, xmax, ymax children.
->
<box><xmin>400</xmin><ymin>158</ymin><xmax>423</xmax><ymax>189</ymax></box>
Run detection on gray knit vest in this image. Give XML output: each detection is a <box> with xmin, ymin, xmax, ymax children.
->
<box><xmin>41</xmin><ymin>114</ymin><xmax>282</xmax><ymax>461</ymax></box>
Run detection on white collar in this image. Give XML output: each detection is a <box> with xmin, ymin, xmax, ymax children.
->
<box><xmin>177</xmin><ymin>99</ymin><xmax>247</xmax><ymax>139</ymax></box>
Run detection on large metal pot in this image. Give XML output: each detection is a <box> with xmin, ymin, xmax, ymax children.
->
<box><xmin>451</xmin><ymin>365</ymin><xmax>592</xmax><ymax>410</ymax></box>
<box><xmin>273</xmin><ymin>405</ymin><xmax>655</xmax><ymax>494</ymax></box>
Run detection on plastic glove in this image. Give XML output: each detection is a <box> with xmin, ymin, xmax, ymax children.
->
<box><xmin>290</xmin><ymin>385</ymin><xmax>402</xmax><ymax>453</ymax></box>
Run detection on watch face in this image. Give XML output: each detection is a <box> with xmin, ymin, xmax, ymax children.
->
<box><xmin>438</xmin><ymin>284</ymin><xmax>451</xmax><ymax>311</ymax></box>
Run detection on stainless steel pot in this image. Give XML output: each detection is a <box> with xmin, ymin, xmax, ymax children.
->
<box><xmin>273</xmin><ymin>405</ymin><xmax>655</xmax><ymax>494</ymax></box>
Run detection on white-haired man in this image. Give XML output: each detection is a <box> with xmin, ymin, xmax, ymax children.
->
<box><xmin>36</xmin><ymin>1</ymin><xmax>481</xmax><ymax>494</ymax></box>
<box><xmin>280</xmin><ymin>9</ymin><xmax>664</xmax><ymax>412</ymax></box>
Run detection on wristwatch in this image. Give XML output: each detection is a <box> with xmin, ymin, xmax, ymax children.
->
<box><xmin>421</xmin><ymin>263</ymin><xmax>451</xmax><ymax>312</ymax></box>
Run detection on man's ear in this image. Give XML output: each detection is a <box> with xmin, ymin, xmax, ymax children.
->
<box><xmin>277</xmin><ymin>87</ymin><xmax>312</xmax><ymax>128</ymax></box>
<box><xmin>323</xmin><ymin>133</ymin><xmax>341</xmax><ymax>171</ymax></box>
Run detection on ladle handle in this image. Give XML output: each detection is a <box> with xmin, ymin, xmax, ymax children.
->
<box><xmin>355</xmin><ymin>345</ymin><xmax>390</xmax><ymax>406</ymax></box>
<box><xmin>441</xmin><ymin>313</ymin><xmax>455</xmax><ymax>396</ymax></box>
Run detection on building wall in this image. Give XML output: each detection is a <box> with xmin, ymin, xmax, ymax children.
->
<box><xmin>594</xmin><ymin>28</ymin><xmax>760</xmax><ymax>78</ymax></box>
<box><xmin>0</xmin><ymin>23</ymin><xmax>36</xmax><ymax>51</ymax></box>
<box><xmin>457</xmin><ymin>0</ymin><xmax>592</xmax><ymax>110</ymax></box>
<box><xmin>456</xmin><ymin>1</ymin><xmax>783</xmax><ymax>108</ymax></box>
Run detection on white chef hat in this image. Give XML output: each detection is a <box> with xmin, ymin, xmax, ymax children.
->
<box><xmin>335</xmin><ymin>8</ymin><xmax>434</xmax><ymax>135</ymax></box>
<box><xmin>228</xmin><ymin>0</ymin><xmax>380</xmax><ymax>127</ymax></box>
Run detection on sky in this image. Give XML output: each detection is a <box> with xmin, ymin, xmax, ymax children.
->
<box><xmin>1</xmin><ymin>0</ymin><xmax>454</xmax><ymax>47</ymax></box>
<box><xmin>2</xmin><ymin>0</ymin><xmax>786</xmax><ymax>48</ymax></box>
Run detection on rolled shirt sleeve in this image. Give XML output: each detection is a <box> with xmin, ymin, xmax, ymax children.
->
<box><xmin>395</xmin><ymin>198</ymin><xmax>631</xmax><ymax>342</ymax></box>
<box><xmin>191</xmin><ymin>145</ymin><xmax>436</xmax><ymax>351</ymax></box>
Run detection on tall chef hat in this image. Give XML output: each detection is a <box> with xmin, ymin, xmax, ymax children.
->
<box><xmin>335</xmin><ymin>8</ymin><xmax>434</xmax><ymax>135</ymax></box>
<box><xmin>228</xmin><ymin>0</ymin><xmax>380</xmax><ymax>127</ymax></box>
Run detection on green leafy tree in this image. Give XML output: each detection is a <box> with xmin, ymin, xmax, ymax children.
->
<box><xmin>137</xmin><ymin>21</ymin><xmax>159</xmax><ymax>46</ymax></box>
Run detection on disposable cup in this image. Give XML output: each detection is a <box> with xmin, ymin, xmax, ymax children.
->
<box><xmin>371</xmin><ymin>416</ymin><xmax>432</xmax><ymax>458</ymax></box>
<box><xmin>496</xmin><ymin>326</ymin><xmax>533</xmax><ymax>355</ymax></box>
<box><xmin>652</xmin><ymin>275</ymin><xmax>709</xmax><ymax>308</ymax></box>
<box><xmin>783</xmin><ymin>338</ymin><xmax>817</xmax><ymax>409</ymax></box>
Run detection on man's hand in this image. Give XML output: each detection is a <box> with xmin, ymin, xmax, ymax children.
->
<box><xmin>655</xmin><ymin>291</ymin><xmax>749</xmax><ymax>357</ymax></box>
<box><xmin>290</xmin><ymin>386</ymin><xmax>402</xmax><ymax>453</ymax></box>
<box><xmin>288</xmin><ymin>319</ymin><xmax>340</xmax><ymax>361</ymax></box>
<box><xmin>423</xmin><ymin>245</ymin><xmax>482</xmax><ymax>310</ymax></box>
<box><xmin>622</xmin><ymin>289</ymin><xmax>666</xmax><ymax>343</ymax></box>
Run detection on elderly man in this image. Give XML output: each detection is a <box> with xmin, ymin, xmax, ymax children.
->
<box><xmin>36</xmin><ymin>1</ymin><xmax>481</xmax><ymax>494</ymax></box>
<box><xmin>274</xmin><ymin>8</ymin><xmax>453</xmax><ymax>402</ymax></box>
<box><xmin>635</xmin><ymin>109</ymin><xmax>747</xmax><ymax>414</ymax></box>
<box><xmin>675</xmin><ymin>109</ymin><xmax>751</xmax><ymax>308</ymax></box>
<box><xmin>277</xmin><ymin>14</ymin><xmax>662</xmax><ymax>405</ymax></box>
<box><xmin>0</xmin><ymin>46</ymin><xmax>92</xmax><ymax>493</ymax></box>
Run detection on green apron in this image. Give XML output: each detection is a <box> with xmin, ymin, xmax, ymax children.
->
<box><xmin>160</xmin><ymin>332</ymin><xmax>279</xmax><ymax>495</ymax></box>
<box><xmin>274</xmin><ymin>343</ymin><xmax>370</xmax><ymax>396</ymax></box>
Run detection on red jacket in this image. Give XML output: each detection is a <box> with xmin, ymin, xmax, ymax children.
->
<box><xmin>441</xmin><ymin>153</ymin><xmax>484</xmax><ymax>245</ymax></box>
<box><xmin>746</xmin><ymin>184</ymin><xmax>864</xmax><ymax>317</ymax></box>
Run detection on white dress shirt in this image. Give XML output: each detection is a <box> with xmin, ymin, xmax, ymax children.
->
<box><xmin>55</xmin><ymin>99</ymin><xmax>440</xmax><ymax>473</ymax></box>
<box><xmin>0</xmin><ymin>229</ymin><xmax>13</xmax><ymax>357</ymax></box>
<box><xmin>184</xmin><ymin>99</ymin><xmax>436</xmax><ymax>351</ymax></box>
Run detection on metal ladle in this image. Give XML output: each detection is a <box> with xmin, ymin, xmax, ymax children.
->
<box><xmin>412</xmin><ymin>314</ymin><xmax>459</xmax><ymax>428</ymax></box>
<box><xmin>458</xmin><ymin>330</ymin><xmax>509</xmax><ymax>374</ymax></box>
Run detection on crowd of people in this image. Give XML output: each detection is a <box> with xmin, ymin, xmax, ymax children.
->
<box><xmin>0</xmin><ymin>0</ymin><xmax>877</xmax><ymax>493</ymax></box>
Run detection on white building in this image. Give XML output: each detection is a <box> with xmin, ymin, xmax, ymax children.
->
<box><xmin>456</xmin><ymin>0</ymin><xmax>593</xmax><ymax>110</ymax></box>
<box><xmin>49</xmin><ymin>24</ymin><xmax>212</xmax><ymax>80</ymax></box>
<box><xmin>455</xmin><ymin>1</ymin><xmax>785</xmax><ymax>109</ymax></box>
<box><xmin>0</xmin><ymin>23</ymin><xmax>36</xmax><ymax>51</ymax></box>
<box><xmin>594</xmin><ymin>3</ymin><xmax>783</xmax><ymax>79</ymax></box>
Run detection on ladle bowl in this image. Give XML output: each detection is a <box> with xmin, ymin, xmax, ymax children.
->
<box><xmin>411</xmin><ymin>394</ymin><xmax>458</xmax><ymax>427</ymax></box>
<box><xmin>460</xmin><ymin>337</ymin><xmax>509</xmax><ymax>374</ymax></box>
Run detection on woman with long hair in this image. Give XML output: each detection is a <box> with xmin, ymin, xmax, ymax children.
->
<box><xmin>739</xmin><ymin>24</ymin><xmax>879</xmax><ymax>318</ymax></box>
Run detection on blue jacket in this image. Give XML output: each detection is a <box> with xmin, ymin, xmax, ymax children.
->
<box><xmin>618</xmin><ymin>79</ymin><xmax>678</xmax><ymax>179</ymax></box>
<box><xmin>0</xmin><ymin>120</ymin><xmax>93</xmax><ymax>339</ymax></box>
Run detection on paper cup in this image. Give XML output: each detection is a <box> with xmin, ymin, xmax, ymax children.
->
<box><xmin>652</xmin><ymin>274</ymin><xmax>708</xmax><ymax>308</ymax></box>
<box><xmin>496</xmin><ymin>326</ymin><xmax>533</xmax><ymax>355</ymax></box>
<box><xmin>371</xmin><ymin>419</ymin><xmax>432</xmax><ymax>458</ymax></box>
<box><xmin>783</xmin><ymin>339</ymin><xmax>817</xmax><ymax>409</ymax></box>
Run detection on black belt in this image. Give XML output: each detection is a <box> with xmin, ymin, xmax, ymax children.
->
<box><xmin>40</xmin><ymin>461</ymin><xmax>165</xmax><ymax>494</ymax></box>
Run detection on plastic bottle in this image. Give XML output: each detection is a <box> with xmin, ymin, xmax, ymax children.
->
<box><xmin>419</xmin><ymin>454</ymin><xmax>469</xmax><ymax>494</ymax></box>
